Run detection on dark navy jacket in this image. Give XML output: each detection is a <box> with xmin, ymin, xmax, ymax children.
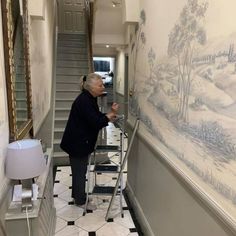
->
<box><xmin>60</xmin><ymin>89</ymin><xmax>109</xmax><ymax>157</ymax></box>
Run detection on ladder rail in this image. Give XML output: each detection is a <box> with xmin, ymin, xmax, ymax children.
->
<box><xmin>105</xmin><ymin>118</ymin><xmax>139</xmax><ymax>220</ymax></box>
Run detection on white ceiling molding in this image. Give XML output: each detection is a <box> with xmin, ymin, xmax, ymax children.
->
<box><xmin>122</xmin><ymin>0</ymin><xmax>140</xmax><ymax>24</ymax></box>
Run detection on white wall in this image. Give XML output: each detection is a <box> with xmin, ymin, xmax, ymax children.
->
<box><xmin>0</xmin><ymin>0</ymin><xmax>56</xmax><ymax>213</ymax></box>
<box><xmin>29</xmin><ymin>0</ymin><xmax>56</xmax><ymax>133</ymax></box>
<box><xmin>0</xmin><ymin>0</ymin><xmax>10</xmax><ymax>200</ymax></box>
<box><xmin>127</xmin><ymin>0</ymin><xmax>236</xmax><ymax>234</ymax></box>
<box><xmin>116</xmin><ymin>49</ymin><xmax>125</xmax><ymax>95</ymax></box>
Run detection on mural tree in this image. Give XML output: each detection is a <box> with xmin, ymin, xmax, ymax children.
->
<box><xmin>131</xmin><ymin>9</ymin><xmax>146</xmax><ymax>94</ymax></box>
<box><xmin>129</xmin><ymin>10</ymin><xmax>146</xmax><ymax>116</ymax></box>
<box><xmin>168</xmin><ymin>0</ymin><xmax>208</xmax><ymax>122</ymax></box>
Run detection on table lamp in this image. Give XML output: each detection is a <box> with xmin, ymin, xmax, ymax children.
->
<box><xmin>5</xmin><ymin>139</ymin><xmax>46</xmax><ymax>212</ymax></box>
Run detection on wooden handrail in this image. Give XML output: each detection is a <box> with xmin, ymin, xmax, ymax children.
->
<box><xmin>84</xmin><ymin>0</ymin><xmax>94</xmax><ymax>73</ymax></box>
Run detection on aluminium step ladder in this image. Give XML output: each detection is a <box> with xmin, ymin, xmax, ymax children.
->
<box><xmin>84</xmin><ymin>118</ymin><xmax>139</xmax><ymax>221</ymax></box>
<box><xmin>84</xmin><ymin>115</ymin><xmax>125</xmax><ymax>216</ymax></box>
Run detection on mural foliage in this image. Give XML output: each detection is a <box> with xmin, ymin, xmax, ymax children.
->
<box><xmin>129</xmin><ymin>0</ymin><xmax>236</xmax><ymax>212</ymax></box>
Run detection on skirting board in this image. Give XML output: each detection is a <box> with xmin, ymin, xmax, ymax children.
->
<box><xmin>126</xmin><ymin>182</ymin><xmax>155</xmax><ymax>236</ymax></box>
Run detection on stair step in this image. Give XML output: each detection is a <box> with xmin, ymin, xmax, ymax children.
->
<box><xmin>56</xmin><ymin>81</ymin><xmax>80</xmax><ymax>84</ymax></box>
<box><xmin>56</xmin><ymin>89</ymin><xmax>79</xmax><ymax>92</ymax></box>
<box><xmin>58</xmin><ymin>33</ymin><xmax>86</xmax><ymax>40</ymax></box>
<box><xmin>55</xmin><ymin>117</ymin><xmax>68</xmax><ymax>121</ymax></box>
<box><xmin>95</xmin><ymin>145</ymin><xmax>120</xmax><ymax>152</ymax></box>
<box><xmin>53</xmin><ymin>142</ymin><xmax>64</xmax><ymax>152</ymax></box>
<box><xmin>54</xmin><ymin>127</ymin><xmax>64</xmax><ymax>132</ymax></box>
<box><xmin>56</xmin><ymin>75</ymin><xmax>82</xmax><ymax>83</ymax></box>
<box><xmin>56</xmin><ymin>90</ymin><xmax>79</xmax><ymax>99</ymax></box>
<box><xmin>56</xmin><ymin>83</ymin><xmax>80</xmax><ymax>90</ymax></box>
<box><xmin>56</xmin><ymin>67</ymin><xmax>88</xmax><ymax>75</ymax></box>
<box><xmin>53</xmin><ymin>139</ymin><xmax>61</xmax><ymax>144</ymax></box>
<box><xmin>57</xmin><ymin>53</ymin><xmax>88</xmax><ymax>60</ymax></box>
<box><xmin>94</xmin><ymin>165</ymin><xmax>118</xmax><ymax>173</ymax></box>
<box><xmin>53</xmin><ymin>151</ymin><xmax>68</xmax><ymax>158</ymax></box>
<box><xmin>55</xmin><ymin>108</ymin><xmax>71</xmax><ymax>111</ymax></box>
<box><xmin>57</xmin><ymin>42</ymin><xmax>86</xmax><ymax>48</ymax></box>
<box><xmin>54</xmin><ymin>128</ymin><xmax>64</xmax><ymax>139</ymax></box>
<box><xmin>92</xmin><ymin>186</ymin><xmax>115</xmax><ymax>195</ymax></box>
<box><xmin>55</xmin><ymin>100</ymin><xmax>74</xmax><ymax>109</ymax></box>
<box><xmin>57</xmin><ymin>60</ymin><xmax>89</xmax><ymax>67</ymax></box>
<box><xmin>56</xmin><ymin>98</ymin><xmax>74</xmax><ymax>101</ymax></box>
<box><xmin>57</xmin><ymin>47</ymin><xmax>87</xmax><ymax>53</ymax></box>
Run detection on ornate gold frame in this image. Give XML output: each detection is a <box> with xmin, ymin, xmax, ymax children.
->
<box><xmin>1</xmin><ymin>0</ymin><xmax>33</xmax><ymax>141</ymax></box>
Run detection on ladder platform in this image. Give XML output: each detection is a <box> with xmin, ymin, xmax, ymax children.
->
<box><xmin>94</xmin><ymin>165</ymin><xmax>118</xmax><ymax>173</ymax></box>
<box><xmin>92</xmin><ymin>186</ymin><xmax>115</xmax><ymax>195</ymax></box>
<box><xmin>95</xmin><ymin>145</ymin><xmax>120</xmax><ymax>152</ymax></box>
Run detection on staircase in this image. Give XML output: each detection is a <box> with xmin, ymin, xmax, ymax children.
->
<box><xmin>53</xmin><ymin>33</ymin><xmax>89</xmax><ymax>166</ymax></box>
<box><xmin>14</xmin><ymin>17</ymin><xmax>28</xmax><ymax>129</ymax></box>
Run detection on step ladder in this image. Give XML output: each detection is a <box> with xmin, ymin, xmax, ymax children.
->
<box><xmin>84</xmin><ymin>118</ymin><xmax>139</xmax><ymax>221</ymax></box>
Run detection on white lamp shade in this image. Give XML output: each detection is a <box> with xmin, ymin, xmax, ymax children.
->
<box><xmin>5</xmin><ymin>139</ymin><xmax>46</xmax><ymax>180</ymax></box>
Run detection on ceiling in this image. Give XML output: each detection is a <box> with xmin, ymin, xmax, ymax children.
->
<box><xmin>93</xmin><ymin>0</ymin><xmax>126</xmax><ymax>56</ymax></box>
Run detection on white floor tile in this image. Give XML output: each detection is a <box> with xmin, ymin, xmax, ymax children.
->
<box><xmin>54</xmin><ymin>183</ymin><xmax>69</xmax><ymax>195</ymax></box>
<box><xmin>60</xmin><ymin>176</ymin><xmax>72</xmax><ymax>187</ymax></box>
<box><xmin>59</xmin><ymin>166</ymin><xmax>72</xmax><ymax>174</ymax></box>
<box><xmin>55</xmin><ymin>225</ymin><xmax>80</xmax><ymax>236</ymax></box>
<box><xmin>55</xmin><ymin>171</ymin><xmax>71</xmax><ymax>181</ymax></box>
<box><xmin>96</xmin><ymin>222</ymin><xmax>130</xmax><ymax>236</ymax></box>
<box><xmin>75</xmin><ymin>210</ymin><xmax>107</xmax><ymax>231</ymax></box>
<box><xmin>57</xmin><ymin>205</ymin><xmax>83</xmax><ymax>221</ymax></box>
<box><xmin>55</xmin><ymin>217</ymin><xmax>67</xmax><ymax>233</ymax></box>
<box><xmin>58</xmin><ymin>189</ymin><xmax>73</xmax><ymax>202</ymax></box>
<box><xmin>114</xmin><ymin>211</ymin><xmax>135</xmax><ymax>229</ymax></box>
<box><xmin>54</xmin><ymin>197</ymin><xmax>69</xmax><ymax>211</ymax></box>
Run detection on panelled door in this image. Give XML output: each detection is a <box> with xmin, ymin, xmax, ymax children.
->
<box><xmin>58</xmin><ymin>0</ymin><xmax>85</xmax><ymax>34</ymax></box>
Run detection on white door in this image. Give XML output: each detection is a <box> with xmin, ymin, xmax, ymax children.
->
<box><xmin>58</xmin><ymin>0</ymin><xmax>85</xmax><ymax>34</ymax></box>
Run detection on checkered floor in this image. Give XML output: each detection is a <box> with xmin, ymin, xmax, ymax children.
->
<box><xmin>53</xmin><ymin>123</ymin><xmax>140</xmax><ymax>236</ymax></box>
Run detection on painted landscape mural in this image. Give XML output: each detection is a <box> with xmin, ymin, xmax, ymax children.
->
<box><xmin>129</xmin><ymin>0</ymin><xmax>236</xmax><ymax>218</ymax></box>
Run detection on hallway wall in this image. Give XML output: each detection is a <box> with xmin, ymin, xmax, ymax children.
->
<box><xmin>0</xmin><ymin>0</ymin><xmax>56</xmax><ymax>233</ymax></box>
<box><xmin>0</xmin><ymin>0</ymin><xmax>10</xmax><ymax>202</ymax></box>
<box><xmin>126</xmin><ymin>0</ymin><xmax>236</xmax><ymax>235</ymax></box>
<box><xmin>29</xmin><ymin>0</ymin><xmax>56</xmax><ymax>133</ymax></box>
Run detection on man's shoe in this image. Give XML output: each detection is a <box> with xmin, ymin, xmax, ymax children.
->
<box><xmin>77</xmin><ymin>202</ymin><xmax>97</xmax><ymax>211</ymax></box>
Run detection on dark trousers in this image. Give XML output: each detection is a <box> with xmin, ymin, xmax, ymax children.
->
<box><xmin>69</xmin><ymin>155</ymin><xmax>89</xmax><ymax>205</ymax></box>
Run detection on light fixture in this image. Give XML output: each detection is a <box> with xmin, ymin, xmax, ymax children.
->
<box><xmin>5</xmin><ymin>139</ymin><xmax>46</xmax><ymax>212</ymax></box>
<box><xmin>106</xmin><ymin>45</ymin><xmax>110</xmax><ymax>48</ymax></box>
<box><xmin>112</xmin><ymin>1</ymin><xmax>121</xmax><ymax>7</ymax></box>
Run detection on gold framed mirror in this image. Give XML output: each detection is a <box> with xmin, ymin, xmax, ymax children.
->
<box><xmin>1</xmin><ymin>0</ymin><xmax>33</xmax><ymax>141</ymax></box>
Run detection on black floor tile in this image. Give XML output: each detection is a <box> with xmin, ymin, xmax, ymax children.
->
<box><xmin>88</xmin><ymin>232</ymin><xmax>96</xmax><ymax>236</ymax></box>
<box><xmin>129</xmin><ymin>228</ymin><xmax>137</xmax><ymax>232</ymax></box>
<box><xmin>67</xmin><ymin>221</ymin><xmax>75</xmax><ymax>225</ymax></box>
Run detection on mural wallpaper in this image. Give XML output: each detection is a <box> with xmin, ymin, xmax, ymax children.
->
<box><xmin>129</xmin><ymin>0</ymin><xmax>236</xmax><ymax>218</ymax></box>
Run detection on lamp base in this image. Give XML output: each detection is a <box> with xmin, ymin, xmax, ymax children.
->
<box><xmin>21</xmin><ymin>179</ymin><xmax>33</xmax><ymax>212</ymax></box>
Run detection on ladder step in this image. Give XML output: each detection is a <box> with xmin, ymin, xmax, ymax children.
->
<box><xmin>96</xmin><ymin>145</ymin><xmax>120</xmax><ymax>152</ymax></box>
<box><xmin>94</xmin><ymin>165</ymin><xmax>118</xmax><ymax>173</ymax></box>
<box><xmin>92</xmin><ymin>186</ymin><xmax>115</xmax><ymax>195</ymax></box>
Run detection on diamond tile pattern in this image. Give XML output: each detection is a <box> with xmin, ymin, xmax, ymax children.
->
<box><xmin>54</xmin><ymin>124</ymin><xmax>140</xmax><ymax>235</ymax></box>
